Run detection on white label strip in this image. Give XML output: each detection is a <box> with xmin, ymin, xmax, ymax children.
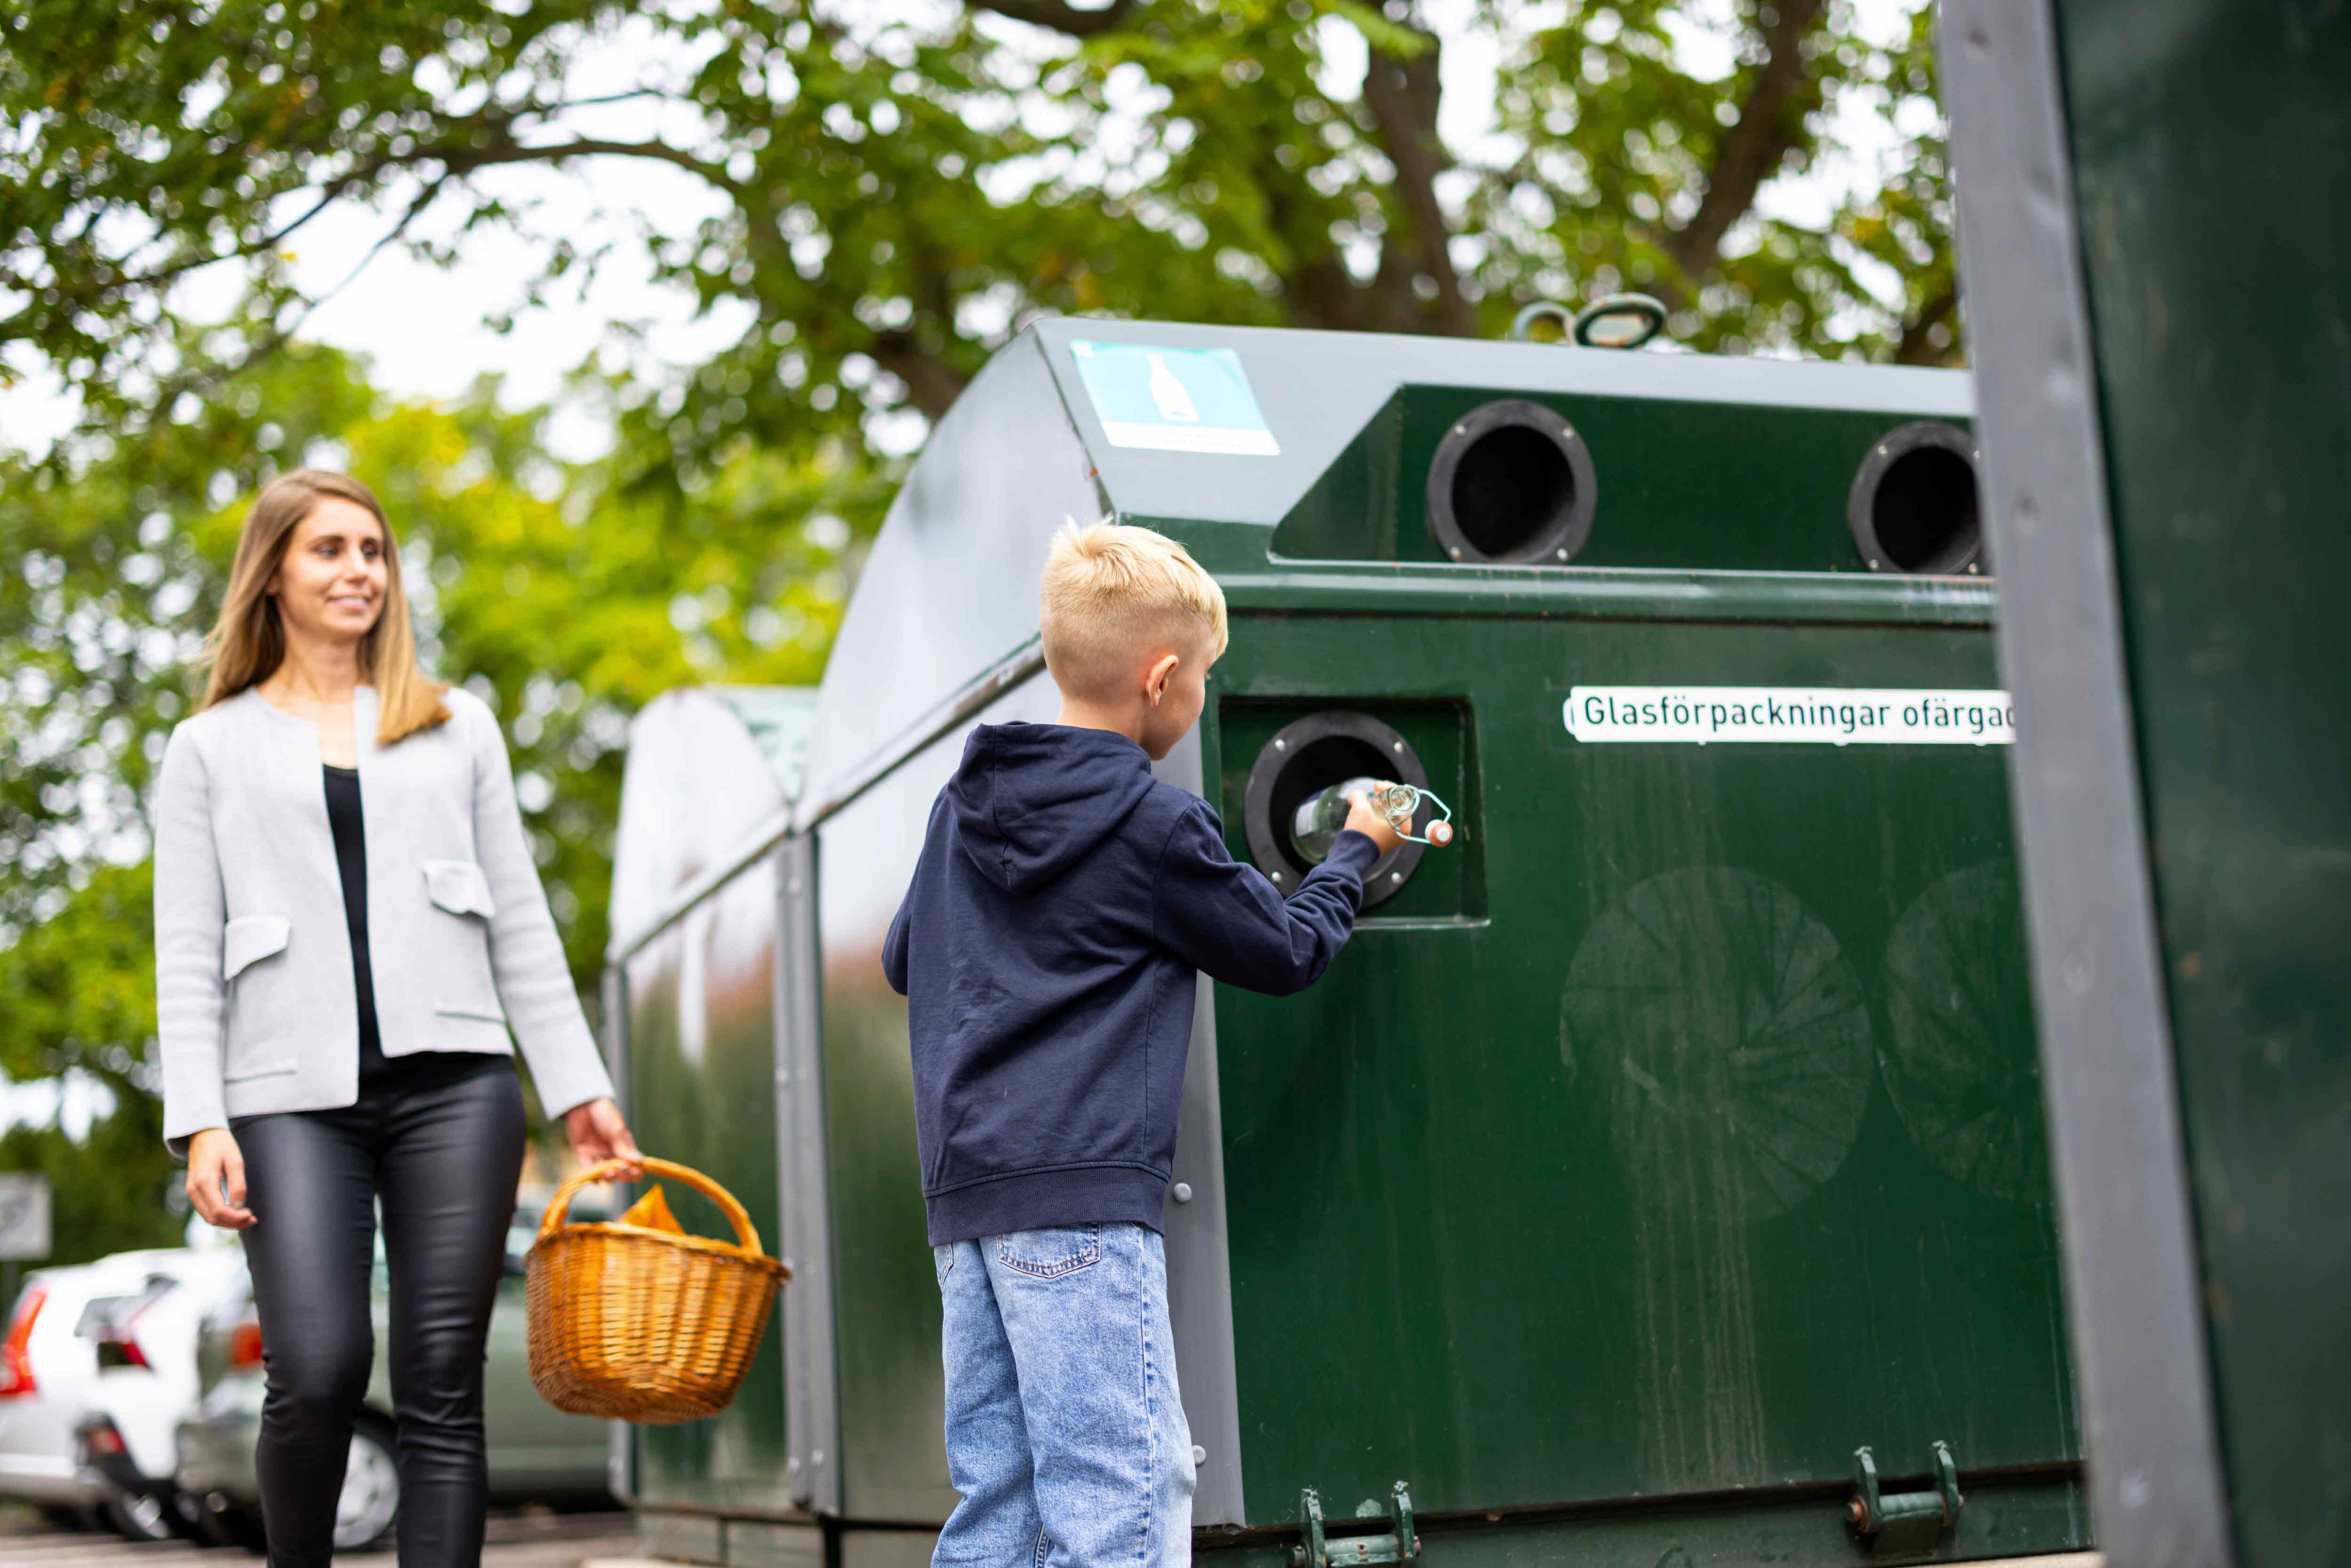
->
<box><xmin>1096</xmin><ymin>420</ymin><xmax>1281</xmax><ymax>455</ymax></box>
<box><xmin>1565</xmin><ymin>686</ymin><xmax>2016</xmax><ymax>746</ymax></box>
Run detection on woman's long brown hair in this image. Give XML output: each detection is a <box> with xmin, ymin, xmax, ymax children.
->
<box><xmin>197</xmin><ymin>470</ymin><xmax>450</xmax><ymax>744</ymax></box>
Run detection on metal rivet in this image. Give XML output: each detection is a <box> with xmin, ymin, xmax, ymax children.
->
<box><xmin>1389</xmin><ymin>872</ymin><xmax>1403</xmax><ymax>884</ymax></box>
<box><xmin>1392</xmin><ymin>740</ymin><xmax>1404</xmax><ymax>752</ymax></box>
<box><xmin>1274</xmin><ymin>738</ymin><xmax>1286</xmax><ymax>750</ymax></box>
<box><xmin>1172</xmin><ymin>1182</ymin><xmax>1194</xmax><ymax>1203</ymax></box>
<box><xmin>1272</xmin><ymin>872</ymin><xmax>1285</xmax><ymax>884</ymax></box>
<box><xmin>1556</xmin><ymin>549</ymin><xmax>1569</xmax><ymax>560</ymax></box>
<box><xmin>1192</xmin><ymin>1445</ymin><xmax>1207</xmax><ymax>1466</ymax></box>
<box><xmin>1449</xmin><ymin>546</ymin><xmax>1463</xmax><ymax>560</ymax></box>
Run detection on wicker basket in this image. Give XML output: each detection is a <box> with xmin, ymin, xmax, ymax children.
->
<box><xmin>525</xmin><ymin>1156</ymin><xmax>789</xmax><ymax>1424</ymax></box>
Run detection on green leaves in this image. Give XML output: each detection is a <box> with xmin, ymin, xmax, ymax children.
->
<box><xmin>6</xmin><ymin>0</ymin><xmax>1956</xmax><ymax>458</ymax></box>
<box><xmin>1475</xmin><ymin>0</ymin><xmax>1951</xmax><ymax>359</ymax></box>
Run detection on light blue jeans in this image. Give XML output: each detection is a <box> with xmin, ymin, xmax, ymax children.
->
<box><xmin>931</xmin><ymin>1222</ymin><xmax>1196</xmax><ymax>1568</ymax></box>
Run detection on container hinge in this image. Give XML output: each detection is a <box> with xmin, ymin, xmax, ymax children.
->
<box><xmin>1847</xmin><ymin>1441</ymin><xmax>1964</xmax><ymax>1555</ymax></box>
<box><xmin>1292</xmin><ymin>1481</ymin><xmax>1419</xmax><ymax>1568</ymax></box>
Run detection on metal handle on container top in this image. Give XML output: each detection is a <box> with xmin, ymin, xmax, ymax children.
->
<box><xmin>535</xmin><ymin>1155</ymin><xmax>766</xmax><ymax>1259</ymax></box>
<box><xmin>1507</xmin><ymin>295</ymin><xmax>1669</xmax><ymax>350</ymax></box>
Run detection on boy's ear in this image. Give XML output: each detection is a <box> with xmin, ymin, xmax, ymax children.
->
<box><xmin>1144</xmin><ymin>650</ymin><xmax>1181</xmax><ymax>707</ymax></box>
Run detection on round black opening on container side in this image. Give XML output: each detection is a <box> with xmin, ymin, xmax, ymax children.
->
<box><xmin>1425</xmin><ymin>400</ymin><xmax>1598</xmax><ymax>566</ymax></box>
<box><xmin>1241</xmin><ymin>711</ymin><xmax>1429</xmax><ymax>910</ymax></box>
<box><xmin>1847</xmin><ymin>421</ymin><xmax>1987</xmax><ymax>575</ymax></box>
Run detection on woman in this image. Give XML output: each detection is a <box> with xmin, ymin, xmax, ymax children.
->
<box><xmin>152</xmin><ymin>469</ymin><xmax>643</xmax><ymax>1568</ymax></box>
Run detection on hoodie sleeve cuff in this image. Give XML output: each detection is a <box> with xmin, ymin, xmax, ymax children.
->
<box><xmin>1321</xmin><ymin>828</ymin><xmax>1383</xmax><ymax>882</ymax></box>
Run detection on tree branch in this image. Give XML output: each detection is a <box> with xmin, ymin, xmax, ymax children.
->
<box><xmin>1359</xmin><ymin>27</ymin><xmax>1475</xmax><ymax>337</ymax></box>
<box><xmin>1894</xmin><ymin>279</ymin><xmax>1959</xmax><ymax>365</ymax></box>
<box><xmin>94</xmin><ymin>118</ymin><xmax>731</xmax><ymax>303</ymax></box>
<box><xmin>432</xmin><ymin>134</ymin><xmax>743</xmax><ymax>195</ymax></box>
<box><xmin>969</xmin><ymin>0</ymin><xmax>1139</xmax><ymax>37</ymax></box>
<box><xmin>870</xmin><ymin>331</ymin><xmax>969</xmax><ymax>421</ymax></box>
<box><xmin>869</xmin><ymin>234</ymin><xmax>970</xmax><ymax>421</ymax></box>
<box><xmin>1665</xmin><ymin>0</ymin><xmax>1825</xmax><ymax>281</ymax></box>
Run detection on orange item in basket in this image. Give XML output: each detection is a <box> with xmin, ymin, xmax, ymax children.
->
<box><xmin>615</xmin><ymin>1183</ymin><xmax>686</xmax><ymax>1235</ymax></box>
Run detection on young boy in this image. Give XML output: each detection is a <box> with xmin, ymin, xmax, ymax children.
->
<box><xmin>882</xmin><ymin>519</ymin><xmax>1399</xmax><ymax>1568</ymax></box>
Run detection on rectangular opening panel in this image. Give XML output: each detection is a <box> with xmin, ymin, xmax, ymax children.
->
<box><xmin>1217</xmin><ymin>696</ymin><xmax>1484</xmax><ymax>924</ymax></box>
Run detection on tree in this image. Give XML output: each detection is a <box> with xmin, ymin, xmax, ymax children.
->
<box><xmin>0</xmin><ymin>0</ymin><xmax>1958</xmax><ymax>1246</ymax></box>
<box><xmin>3</xmin><ymin>0</ymin><xmax>1957</xmax><ymax>459</ymax></box>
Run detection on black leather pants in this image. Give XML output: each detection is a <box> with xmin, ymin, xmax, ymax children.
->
<box><xmin>232</xmin><ymin>1059</ymin><xmax>526</xmax><ymax>1568</ymax></box>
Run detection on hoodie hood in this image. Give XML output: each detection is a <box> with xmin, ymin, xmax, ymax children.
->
<box><xmin>949</xmin><ymin>723</ymin><xmax>1159</xmax><ymax>894</ymax></box>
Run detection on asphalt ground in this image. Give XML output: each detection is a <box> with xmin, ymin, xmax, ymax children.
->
<box><xmin>0</xmin><ymin>1504</ymin><xmax>643</xmax><ymax>1566</ymax></box>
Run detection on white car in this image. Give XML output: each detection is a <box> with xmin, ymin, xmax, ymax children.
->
<box><xmin>0</xmin><ymin>1247</ymin><xmax>230</xmax><ymax>1535</ymax></box>
<box><xmin>74</xmin><ymin>1246</ymin><xmax>249</xmax><ymax>1540</ymax></box>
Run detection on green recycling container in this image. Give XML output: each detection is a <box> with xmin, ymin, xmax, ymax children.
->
<box><xmin>604</xmin><ymin>320</ymin><xmax>2088</xmax><ymax>1568</ymax></box>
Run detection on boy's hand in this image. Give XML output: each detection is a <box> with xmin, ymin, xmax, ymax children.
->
<box><xmin>1344</xmin><ymin>786</ymin><xmax>1405</xmax><ymax>855</ymax></box>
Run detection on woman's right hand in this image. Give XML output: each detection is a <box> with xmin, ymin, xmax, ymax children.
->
<box><xmin>186</xmin><ymin>1128</ymin><xmax>256</xmax><ymax>1229</ymax></box>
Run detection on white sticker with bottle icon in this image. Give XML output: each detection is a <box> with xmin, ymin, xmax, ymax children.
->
<box><xmin>1068</xmin><ymin>340</ymin><xmax>1280</xmax><ymax>455</ymax></box>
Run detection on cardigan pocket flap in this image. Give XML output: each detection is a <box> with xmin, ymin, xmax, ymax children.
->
<box><xmin>423</xmin><ymin>859</ymin><xmax>498</xmax><ymax>920</ymax></box>
<box><xmin>222</xmin><ymin>915</ymin><xmax>292</xmax><ymax>981</ymax></box>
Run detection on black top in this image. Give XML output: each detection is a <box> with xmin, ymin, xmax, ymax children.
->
<box><xmin>321</xmin><ymin>764</ymin><xmax>508</xmax><ymax>1089</ymax></box>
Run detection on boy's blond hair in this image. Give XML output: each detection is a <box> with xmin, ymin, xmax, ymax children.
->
<box><xmin>1040</xmin><ymin>517</ymin><xmax>1229</xmax><ymax>701</ymax></box>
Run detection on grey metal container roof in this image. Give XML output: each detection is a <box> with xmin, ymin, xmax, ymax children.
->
<box><xmin>608</xmin><ymin>686</ymin><xmax>820</xmax><ymax>949</ymax></box>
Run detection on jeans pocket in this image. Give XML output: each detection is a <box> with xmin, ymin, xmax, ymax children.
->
<box><xmin>994</xmin><ymin>1223</ymin><xmax>1102</xmax><ymax>1279</ymax></box>
<box><xmin>933</xmin><ymin>1243</ymin><xmax>956</xmax><ymax>1287</ymax></box>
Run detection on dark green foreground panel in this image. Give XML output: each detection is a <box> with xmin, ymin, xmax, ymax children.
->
<box><xmin>1943</xmin><ymin>4</ymin><xmax>2351</xmax><ymax>1565</ymax></box>
<box><xmin>2059</xmin><ymin>9</ymin><xmax>2351</xmax><ymax>1565</ymax></box>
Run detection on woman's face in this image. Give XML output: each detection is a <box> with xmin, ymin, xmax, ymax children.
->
<box><xmin>268</xmin><ymin>497</ymin><xmax>388</xmax><ymax>644</ymax></box>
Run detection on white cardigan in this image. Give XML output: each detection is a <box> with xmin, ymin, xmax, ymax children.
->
<box><xmin>151</xmin><ymin>682</ymin><xmax>615</xmax><ymax>1161</ymax></box>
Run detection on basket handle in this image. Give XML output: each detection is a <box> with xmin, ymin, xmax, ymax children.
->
<box><xmin>536</xmin><ymin>1156</ymin><xmax>766</xmax><ymax>1258</ymax></box>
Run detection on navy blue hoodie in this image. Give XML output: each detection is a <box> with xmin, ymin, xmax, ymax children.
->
<box><xmin>883</xmin><ymin>722</ymin><xmax>1378</xmax><ymax>1245</ymax></box>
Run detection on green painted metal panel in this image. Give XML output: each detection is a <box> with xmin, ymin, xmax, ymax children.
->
<box><xmin>2050</xmin><ymin>5</ymin><xmax>2351</xmax><ymax>1563</ymax></box>
<box><xmin>1274</xmin><ymin>386</ymin><xmax>1974</xmax><ymax>575</ymax></box>
<box><xmin>1203</xmin><ymin>606</ymin><xmax>2076</xmax><ymax>1528</ymax></box>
